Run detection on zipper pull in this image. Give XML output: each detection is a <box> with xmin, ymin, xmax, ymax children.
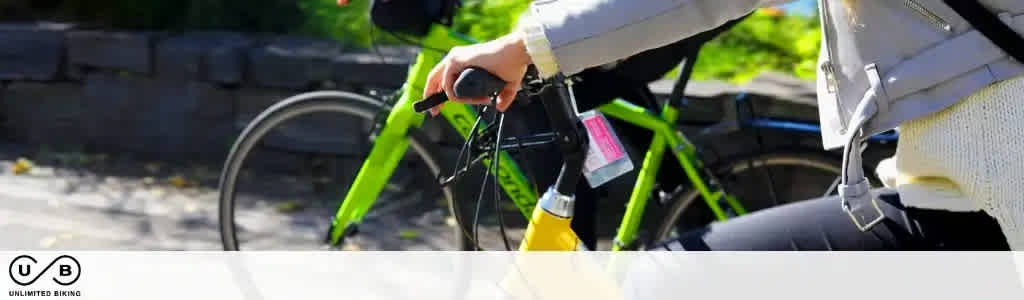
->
<box><xmin>822</xmin><ymin>61</ymin><xmax>839</xmax><ymax>94</ymax></box>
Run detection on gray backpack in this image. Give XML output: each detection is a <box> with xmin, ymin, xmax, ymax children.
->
<box><xmin>832</xmin><ymin>0</ymin><xmax>1024</xmax><ymax>231</ymax></box>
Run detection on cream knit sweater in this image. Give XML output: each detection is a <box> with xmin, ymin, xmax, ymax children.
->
<box><xmin>875</xmin><ymin>75</ymin><xmax>1024</xmax><ymax>251</ymax></box>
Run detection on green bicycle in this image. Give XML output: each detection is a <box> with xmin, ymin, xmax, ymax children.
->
<box><xmin>218</xmin><ymin>1</ymin><xmax>874</xmax><ymax>251</ymax></box>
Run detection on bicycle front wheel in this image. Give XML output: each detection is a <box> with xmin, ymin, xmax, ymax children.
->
<box><xmin>219</xmin><ymin>91</ymin><xmax>463</xmax><ymax>250</ymax></box>
<box><xmin>652</xmin><ymin>150</ymin><xmax>850</xmax><ymax>244</ymax></box>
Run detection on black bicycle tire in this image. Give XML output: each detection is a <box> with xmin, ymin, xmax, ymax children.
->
<box><xmin>217</xmin><ymin>90</ymin><xmax>465</xmax><ymax>251</ymax></box>
<box><xmin>651</xmin><ymin>150</ymin><xmax>857</xmax><ymax>245</ymax></box>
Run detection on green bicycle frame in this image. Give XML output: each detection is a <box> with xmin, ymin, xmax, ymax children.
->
<box><xmin>327</xmin><ymin>24</ymin><xmax>747</xmax><ymax>248</ymax></box>
<box><xmin>328</xmin><ymin>26</ymin><xmax>539</xmax><ymax>243</ymax></box>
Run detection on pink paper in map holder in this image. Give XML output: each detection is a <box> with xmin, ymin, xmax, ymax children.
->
<box><xmin>579</xmin><ymin>110</ymin><xmax>634</xmax><ymax>188</ymax></box>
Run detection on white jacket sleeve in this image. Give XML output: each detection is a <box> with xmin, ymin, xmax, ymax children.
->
<box><xmin>518</xmin><ymin>0</ymin><xmax>793</xmax><ymax>78</ymax></box>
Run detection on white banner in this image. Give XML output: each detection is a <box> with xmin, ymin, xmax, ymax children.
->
<box><xmin>3</xmin><ymin>252</ymin><xmax>1024</xmax><ymax>300</ymax></box>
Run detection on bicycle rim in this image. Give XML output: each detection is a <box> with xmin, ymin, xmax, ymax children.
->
<box><xmin>218</xmin><ymin>91</ymin><xmax>461</xmax><ymax>250</ymax></box>
<box><xmin>652</xmin><ymin>151</ymin><xmax>844</xmax><ymax>244</ymax></box>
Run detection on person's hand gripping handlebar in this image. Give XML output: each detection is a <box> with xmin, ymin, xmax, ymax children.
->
<box><xmin>415</xmin><ymin>68</ymin><xmax>508</xmax><ymax>113</ymax></box>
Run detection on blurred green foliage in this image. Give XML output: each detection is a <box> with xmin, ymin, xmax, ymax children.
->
<box><xmin>300</xmin><ymin>1</ymin><xmax>820</xmax><ymax>83</ymax></box>
<box><xmin>5</xmin><ymin>0</ymin><xmax>818</xmax><ymax>83</ymax></box>
<box><xmin>297</xmin><ymin>0</ymin><xmax>380</xmax><ymax>46</ymax></box>
<box><xmin>451</xmin><ymin>0</ymin><xmax>531</xmax><ymax>42</ymax></box>
<box><xmin>297</xmin><ymin>0</ymin><xmax>530</xmax><ymax>47</ymax></box>
<box><xmin>680</xmin><ymin>9</ymin><xmax>822</xmax><ymax>83</ymax></box>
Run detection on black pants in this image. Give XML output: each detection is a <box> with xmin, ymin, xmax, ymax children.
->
<box><xmin>651</xmin><ymin>188</ymin><xmax>1010</xmax><ymax>251</ymax></box>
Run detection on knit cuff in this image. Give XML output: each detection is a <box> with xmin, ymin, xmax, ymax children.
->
<box><xmin>517</xmin><ymin>11</ymin><xmax>561</xmax><ymax>79</ymax></box>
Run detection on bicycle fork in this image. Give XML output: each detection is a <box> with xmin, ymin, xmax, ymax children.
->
<box><xmin>326</xmin><ymin>88</ymin><xmax>421</xmax><ymax>244</ymax></box>
<box><xmin>325</xmin><ymin>45</ymin><xmax>447</xmax><ymax>245</ymax></box>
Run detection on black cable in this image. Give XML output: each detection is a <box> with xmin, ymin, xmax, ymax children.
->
<box><xmin>452</xmin><ymin>132</ymin><xmax>475</xmax><ymax>246</ymax></box>
<box><xmin>453</xmin><ymin>108</ymin><xmax>486</xmax><ymax>250</ymax></box>
<box><xmin>492</xmin><ymin>111</ymin><xmax>512</xmax><ymax>251</ymax></box>
<box><xmin>471</xmin><ymin>111</ymin><xmax>491</xmax><ymax>251</ymax></box>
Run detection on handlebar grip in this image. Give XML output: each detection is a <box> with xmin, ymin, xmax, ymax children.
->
<box><xmin>413</xmin><ymin>67</ymin><xmax>507</xmax><ymax>113</ymax></box>
<box><xmin>414</xmin><ymin>92</ymin><xmax>448</xmax><ymax>113</ymax></box>
<box><xmin>452</xmin><ymin>67</ymin><xmax>506</xmax><ymax>99</ymax></box>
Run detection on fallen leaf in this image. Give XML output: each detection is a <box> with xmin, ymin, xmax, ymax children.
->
<box><xmin>12</xmin><ymin>157</ymin><xmax>33</xmax><ymax>175</ymax></box>
<box><xmin>398</xmin><ymin>229</ymin><xmax>420</xmax><ymax>240</ymax></box>
<box><xmin>274</xmin><ymin>201</ymin><xmax>304</xmax><ymax>213</ymax></box>
<box><xmin>168</xmin><ymin>175</ymin><xmax>193</xmax><ymax>188</ymax></box>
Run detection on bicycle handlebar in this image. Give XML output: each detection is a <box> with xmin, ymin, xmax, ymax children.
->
<box><xmin>417</xmin><ymin>67</ymin><xmax>587</xmax><ymax>197</ymax></box>
<box><xmin>414</xmin><ymin>67</ymin><xmax>507</xmax><ymax>113</ymax></box>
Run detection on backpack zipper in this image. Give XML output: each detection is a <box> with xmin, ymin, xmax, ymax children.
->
<box><xmin>903</xmin><ymin>0</ymin><xmax>952</xmax><ymax>33</ymax></box>
<box><xmin>818</xmin><ymin>0</ymin><xmax>840</xmax><ymax>95</ymax></box>
<box><xmin>818</xmin><ymin>0</ymin><xmax>846</xmax><ymax>130</ymax></box>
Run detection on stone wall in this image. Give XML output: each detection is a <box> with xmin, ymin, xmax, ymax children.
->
<box><xmin>0</xmin><ymin>23</ymin><xmax>416</xmax><ymax>163</ymax></box>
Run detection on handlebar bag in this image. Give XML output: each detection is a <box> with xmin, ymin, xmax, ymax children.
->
<box><xmin>370</xmin><ymin>0</ymin><xmax>454</xmax><ymax>37</ymax></box>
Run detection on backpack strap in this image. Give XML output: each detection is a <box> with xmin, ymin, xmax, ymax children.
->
<box><xmin>943</xmin><ymin>0</ymin><xmax>1024</xmax><ymax>64</ymax></box>
<box><xmin>840</xmin><ymin>2</ymin><xmax>1022</xmax><ymax>232</ymax></box>
<box><xmin>839</xmin><ymin>64</ymin><xmax>887</xmax><ymax>232</ymax></box>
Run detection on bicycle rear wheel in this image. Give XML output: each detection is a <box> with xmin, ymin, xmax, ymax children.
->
<box><xmin>218</xmin><ymin>91</ymin><xmax>464</xmax><ymax>250</ymax></box>
<box><xmin>652</xmin><ymin>150</ymin><xmax>853</xmax><ymax>244</ymax></box>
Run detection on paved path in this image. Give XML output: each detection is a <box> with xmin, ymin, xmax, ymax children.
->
<box><xmin>0</xmin><ymin>142</ymin><xmax>649</xmax><ymax>251</ymax></box>
<box><xmin>0</xmin><ymin>146</ymin><xmax>476</xmax><ymax>251</ymax></box>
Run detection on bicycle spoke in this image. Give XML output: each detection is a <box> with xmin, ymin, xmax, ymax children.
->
<box><xmin>823</xmin><ymin>175</ymin><xmax>842</xmax><ymax>198</ymax></box>
<box><xmin>655</xmin><ymin>152</ymin><xmax>845</xmax><ymax>243</ymax></box>
<box><xmin>759</xmin><ymin>159</ymin><xmax>781</xmax><ymax>207</ymax></box>
<box><xmin>744</xmin><ymin>101</ymin><xmax>782</xmax><ymax>208</ymax></box>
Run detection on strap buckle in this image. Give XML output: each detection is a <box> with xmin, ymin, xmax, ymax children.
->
<box><xmin>839</xmin><ymin>180</ymin><xmax>885</xmax><ymax>232</ymax></box>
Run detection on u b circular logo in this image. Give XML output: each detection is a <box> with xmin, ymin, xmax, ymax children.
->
<box><xmin>8</xmin><ymin>255</ymin><xmax>81</xmax><ymax>286</ymax></box>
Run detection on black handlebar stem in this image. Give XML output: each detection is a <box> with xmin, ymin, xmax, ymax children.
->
<box><xmin>539</xmin><ymin>74</ymin><xmax>589</xmax><ymax>196</ymax></box>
